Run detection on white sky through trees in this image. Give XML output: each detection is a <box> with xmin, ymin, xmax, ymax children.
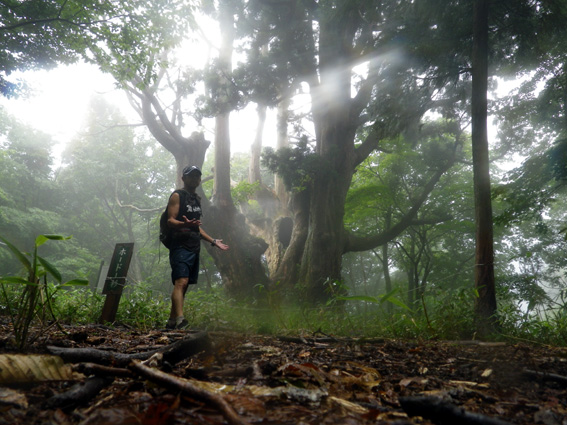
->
<box><xmin>0</xmin><ymin>61</ymin><xmax>278</xmax><ymax>165</ymax></box>
<box><xmin>0</xmin><ymin>59</ymin><xmax>518</xmax><ymax>171</ymax></box>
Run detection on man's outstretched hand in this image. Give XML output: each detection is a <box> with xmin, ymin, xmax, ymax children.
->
<box><xmin>182</xmin><ymin>216</ymin><xmax>201</xmax><ymax>228</ymax></box>
<box><xmin>214</xmin><ymin>239</ymin><xmax>229</xmax><ymax>250</ymax></box>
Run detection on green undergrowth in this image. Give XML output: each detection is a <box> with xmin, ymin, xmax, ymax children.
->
<box><xmin>2</xmin><ymin>282</ymin><xmax>567</xmax><ymax>346</ymax></box>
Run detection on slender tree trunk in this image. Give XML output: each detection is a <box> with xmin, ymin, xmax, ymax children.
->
<box><xmin>406</xmin><ymin>238</ymin><xmax>418</xmax><ymax>307</ymax></box>
<box><xmin>275</xmin><ymin>96</ymin><xmax>290</xmax><ymax>208</ymax></box>
<box><xmin>379</xmin><ymin>245</ymin><xmax>393</xmax><ymax>314</ymax></box>
<box><xmin>472</xmin><ymin>0</ymin><xmax>498</xmax><ymax>336</ymax></box>
<box><xmin>249</xmin><ymin>103</ymin><xmax>266</xmax><ymax>184</ymax></box>
<box><xmin>380</xmin><ymin>210</ymin><xmax>393</xmax><ymax>313</ymax></box>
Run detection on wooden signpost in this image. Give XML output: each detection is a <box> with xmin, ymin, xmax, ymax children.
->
<box><xmin>99</xmin><ymin>243</ymin><xmax>134</xmax><ymax>324</ymax></box>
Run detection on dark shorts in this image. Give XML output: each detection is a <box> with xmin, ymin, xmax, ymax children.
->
<box><xmin>169</xmin><ymin>246</ymin><xmax>200</xmax><ymax>285</ymax></box>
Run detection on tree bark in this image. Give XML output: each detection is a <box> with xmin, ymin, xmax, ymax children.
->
<box><xmin>249</xmin><ymin>103</ymin><xmax>266</xmax><ymax>184</ymax></box>
<box><xmin>292</xmin><ymin>14</ymin><xmax>357</xmax><ymax>301</ymax></box>
<box><xmin>275</xmin><ymin>95</ymin><xmax>290</xmax><ymax>208</ymax></box>
<box><xmin>207</xmin><ymin>0</ymin><xmax>269</xmax><ymax>298</ymax></box>
<box><xmin>272</xmin><ymin>188</ymin><xmax>310</xmax><ymax>286</ymax></box>
<box><xmin>471</xmin><ymin>0</ymin><xmax>498</xmax><ymax>336</ymax></box>
<box><xmin>379</xmin><ymin>242</ymin><xmax>393</xmax><ymax>314</ymax></box>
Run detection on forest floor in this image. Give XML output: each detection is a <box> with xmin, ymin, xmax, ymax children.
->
<box><xmin>1</xmin><ymin>323</ymin><xmax>566</xmax><ymax>425</ymax></box>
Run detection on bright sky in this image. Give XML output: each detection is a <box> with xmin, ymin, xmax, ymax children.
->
<box><xmin>0</xmin><ymin>61</ymin><xmax>277</xmax><ymax>164</ymax></box>
<box><xmin>0</xmin><ymin>64</ymin><xmax>124</xmax><ymax>145</ymax></box>
<box><xmin>0</xmin><ymin>55</ymin><xmax>520</xmax><ymax>173</ymax></box>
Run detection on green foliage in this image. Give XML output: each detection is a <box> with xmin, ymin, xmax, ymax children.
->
<box><xmin>262</xmin><ymin>137</ymin><xmax>324</xmax><ymax>192</ymax></box>
<box><xmin>3</xmin><ymin>272</ymin><xmax>567</xmax><ymax>346</ymax></box>
<box><xmin>1</xmin><ymin>0</ymin><xmax>194</xmax><ymax>96</ymax></box>
<box><xmin>337</xmin><ymin>288</ymin><xmax>411</xmax><ymax>312</ymax></box>
<box><xmin>0</xmin><ymin>233</ymin><xmax>88</xmax><ymax>350</ymax></box>
<box><xmin>494</xmin><ymin>151</ymin><xmax>558</xmax><ymax>227</ymax></box>
<box><xmin>50</xmin><ymin>287</ymin><xmax>104</xmax><ymax>325</ymax></box>
<box><xmin>231</xmin><ymin>181</ymin><xmax>261</xmax><ymax>206</ymax></box>
<box><xmin>116</xmin><ymin>282</ymin><xmax>170</xmax><ymax>330</ymax></box>
<box><xmin>498</xmin><ymin>300</ymin><xmax>567</xmax><ymax>347</ymax></box>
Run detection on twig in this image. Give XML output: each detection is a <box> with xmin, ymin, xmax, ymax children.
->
<box><xmin>129</xmin><ymin>360</ymin><xmax>249</xmax><ymax>425</ymax></box>
<box><xmin>74</xmin><ymin>362</ymin><xmax>133</xmax><ymax>378</ymax></box>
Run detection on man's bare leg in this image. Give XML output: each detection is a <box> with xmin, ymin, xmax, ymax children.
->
<box><xmin>170</xmin><ymin>277</ymin><xmax>189</xmax><ymax>321</ymax></box>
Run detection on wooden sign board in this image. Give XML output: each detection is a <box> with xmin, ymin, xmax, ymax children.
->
<box><xmin>99</xmin><ymin>243</ymin><xmax>134</xmax><ymax>324</ymax></box>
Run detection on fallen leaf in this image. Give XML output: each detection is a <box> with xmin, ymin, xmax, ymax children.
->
<box><xmin>0</xmin><ymin>354</ymin><xmax>82</xmax><ymax>385</ymax></box>
<box><xmin>399</xmin><ymin>377</ymin><xmax>428</xmax><ymax>387</ymax></box>
<box><xmin>449</xmin><ymin>380</ymin><xmax>490</xmax><ymax>389</ymax></box>
<box><xmin>328</xmin><ymin>396</ymin><xmax>369</xmax><ymax>414</ymax></box>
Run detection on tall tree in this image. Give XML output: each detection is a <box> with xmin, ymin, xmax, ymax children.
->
<box><xmin>256</xmin><ymin>0</ymin><xmax>466</xmax><ymax>300</ymax></box>
<box><xmin>205</xmin><ymin>0</ymin><xmax>270</xmax><ymax>297</ymax></box>
<box><xmin>471</xmin><ymin>0</ymin><xmax>498</xmax><ymax>334</ymax></box>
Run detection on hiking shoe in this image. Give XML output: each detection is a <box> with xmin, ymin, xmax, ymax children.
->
<box><xmin>165</xmin><ymin>320</ymin><xmax>176</xmax><ymax>330</ymax></box>
<box><xmin>176</xmin><ymin>318</ymin><xmax>190</xmax><ymax>330</ymax></box>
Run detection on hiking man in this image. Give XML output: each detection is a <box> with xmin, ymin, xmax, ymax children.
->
<box><xmin>165</xmin><ymin>165</ymin><xmax>229</xmax><ymax>329</ymax></box>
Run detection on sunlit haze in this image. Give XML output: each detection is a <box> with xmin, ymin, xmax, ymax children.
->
<box><xmin>0</xmin><ymin>61</ymin><xmax>277</xmax><ymax>165</ymax></box>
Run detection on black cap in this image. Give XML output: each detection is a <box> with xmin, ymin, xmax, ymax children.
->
<box><xmin>182</xmin><ymin>165</ymin><xmax>202</xmax><ymax>176</ymax></box>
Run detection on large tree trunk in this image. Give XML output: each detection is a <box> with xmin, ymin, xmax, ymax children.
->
<box><xmin>294</xmin><ymin>13</ymin><xmax>366</xmax><ymax>301</ymax></box>
<box><xmin>271</xmin><ymin>188</ymin><xmax>310</xmax><ymax>286</ymax></box>
<box><xmin>471</xmin><ymin>0</ymin><xmax>498</xmax><ymax>336</ymax></box>
<box><xmin>298</xmin><ymin>169</ymin><xmax>351</xmax><ymax>301</ymax></box>
<box><xmin>204</xmin><ymin>0</ymin><xmax>269</xmax><ymax>299</ymax></box>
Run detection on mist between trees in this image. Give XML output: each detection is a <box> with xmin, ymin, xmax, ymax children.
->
<box><xmin>1</xmin><ymin>0</ymin><xmax>567</xmax><ymax>340</ymax></box>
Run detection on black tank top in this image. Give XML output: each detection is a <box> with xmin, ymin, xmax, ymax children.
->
<box><xmin>171</xmin><ymin>190</ymin><xmax>202</xmax><ymax>252</ymax></box>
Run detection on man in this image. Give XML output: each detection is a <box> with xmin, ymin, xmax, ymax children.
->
<box><xmin>166</xmin><ymin>165</ymin><xmax>229</xmax><ymax>330</ymax></box>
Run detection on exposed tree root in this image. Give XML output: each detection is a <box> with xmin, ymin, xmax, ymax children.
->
<box><xmin>47</xmin><ymin>331</ymin><xmax>211</xmax><ymax>366</ymax></box>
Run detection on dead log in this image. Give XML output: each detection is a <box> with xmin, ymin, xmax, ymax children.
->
<box><xmin>43</xmin><ymin>376</ymin><xmax>113</xmax><ymax>410</ymax></box>
<box><xmin>399</xmin><ymin>395</ymin><xmax>512</xmax><ymax>425</ymax></box>
<box><xmin>46</xmin><ymin>331</ymin><xmax>211</xmax><ymax>367</ymax></box>
<box><xmin>129</xmin><ymin>360</ymin><xmax>249</xmax><ymax>425</ymax></box>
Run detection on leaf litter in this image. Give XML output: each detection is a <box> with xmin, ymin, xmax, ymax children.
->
<box><xmin>0</xmin><ymin>323</ymin><xmax>566</xmax><ymax>425</ymax></box>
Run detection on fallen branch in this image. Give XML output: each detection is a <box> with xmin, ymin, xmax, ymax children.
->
<box><xmin>43</xmin><ymin>376</ymin><xmax>113</xmax><ymax>410</ymax></box>
<box><xmin>445</xmin><ymin>341</ymin><xmax>507</xmax><ymax>347</ymax></box>
<box><xmin>523</xmin><ymin>369</ymin><xmax>567</xmax><ymax>386</ymax></box>
<box><xmin>399</xmin><ymin>395</ymin><xmax>512</xmax><ymax>425</ymax></box>
<box><xmin>47</xmin><ymin>331</ymin><xmax>211</xmax><ymax>367</ymax></box>
<box><xmin>129</xmin><ymin>360</ymin><xmax>249</xmax><ymax>425</ymax></box>
<box><xmin>276</xmin><ymin>335</ymin><xmax>385</xmax><ymax>345</ymax></box>
<box><xmin>74</xmin><ymin>362</ymin><xmax>133</xmax><ymax>378</ymax></box>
